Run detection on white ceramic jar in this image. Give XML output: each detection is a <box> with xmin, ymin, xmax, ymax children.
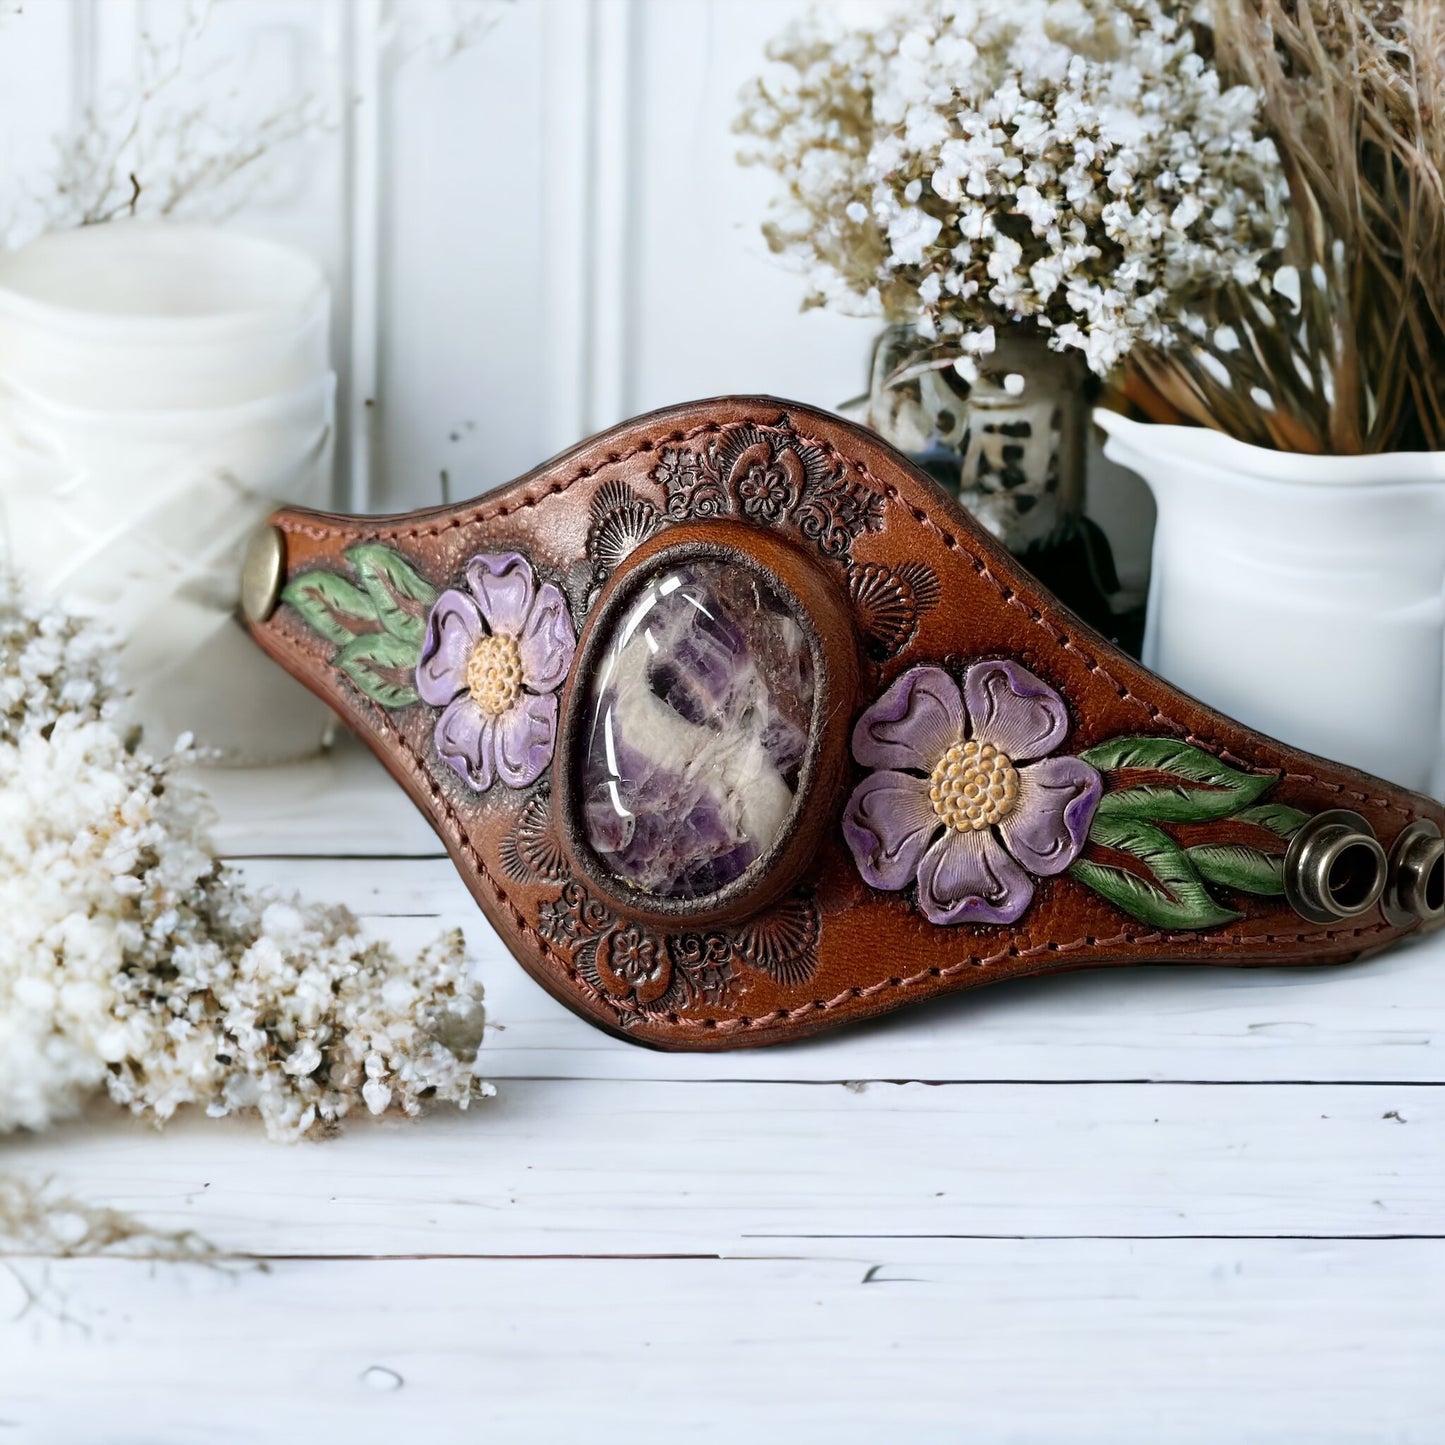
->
<box><xmin>1096</xmin><ymin>409</ymin><xmax>1445</xmax><ymax>797</ymax></box>
<box><xmin>0</xmin><ymin>224</ymin><xmax>335</xmax><ymax>764</ymax></box>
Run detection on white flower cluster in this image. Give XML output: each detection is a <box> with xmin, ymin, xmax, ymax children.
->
<box><xmin>0</xmin><ymin>570</ymin><xmax>490</xmax><ymax>1143</ymax></box>
<box><xmin>739</xmin><ymin>0</ymin><xmax>1290</xmax><ymax>377</ymax></box>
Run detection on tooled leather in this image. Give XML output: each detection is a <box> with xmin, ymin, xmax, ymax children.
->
<box><xmin>260</xmin><ymin>618</ymin><xmax>1402</xmax><ymax>1044</ymax></box>
<box><xmin>246</xmin><ymin>397</ymin><xmax>1442</xmax><ymax>1050</ymax></box>
<box><xmin>273</xmin><ymin>423</ymin><xmax>1420</xmax><ymax>823</ymax></box>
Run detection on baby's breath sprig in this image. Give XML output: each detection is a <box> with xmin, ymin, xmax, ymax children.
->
<box><xmin>0</xmin><ymin>568</ymin><xmax>491</xmax><ymax>1143</ymax></box>
<box><xmin>737</xmin><ymin>0</ymin><xmax>1289</xmax><ymax>383</ymax></box>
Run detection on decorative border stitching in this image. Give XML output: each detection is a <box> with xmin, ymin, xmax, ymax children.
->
<box><xmin>854</xmin><ymin>464</ymin><xmax>1411</xmax><ymax>819</ymax></box>
<box><xmin>279</xmin><ymin>415</ymin><xmax>1411</xmax><ymax>1036</ymax></box>
<box><xmin>280</xmin><ymin>424</ymin><xmax>726</xmax><ymax>542</ymax></box>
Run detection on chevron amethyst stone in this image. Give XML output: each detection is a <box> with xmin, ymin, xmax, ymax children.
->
<box><xmin>578</xmin><ymin>560</ymin><xmax>816</xmax><ymax>901</ymax></box>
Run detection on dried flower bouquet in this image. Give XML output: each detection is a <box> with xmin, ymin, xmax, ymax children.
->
<box><xmin>1129</xmin><ymin>0</ymin><xmax>1445</xmax><ymax>453</ymax></box>
<box><xmin>0</xmin><ymin>569</ymin><xmax>491</xmax><ymax>1143</ymax></box>
<box><xmin>742</xmin><ymin>0</ymin><xmax>1445</xmax><ymax>456</ymax></box>
<box><xmin>738</xmin><ymin>0</ymin><xmax>1289</xmax><ymax>384</ymax></box>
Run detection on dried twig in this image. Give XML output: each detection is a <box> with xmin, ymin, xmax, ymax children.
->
<box><xmin>0</xmin><ymin>1173</ymin><xmax>248</xmax><ymax>1331</ymax></box>
<box><xmin>5</xmin><ymin>0</ymin><xmax>331</xmax><ymax>243</ymax></box>
<box><xmin>1129</xmin><ymin>1</ymin><xmax>1445</xmax><ymax>453</ymax></box>
<box><xmin>0</xmin><ymin>1174</ymin><xmax>221</xmax><ymax>1264</ymax></box>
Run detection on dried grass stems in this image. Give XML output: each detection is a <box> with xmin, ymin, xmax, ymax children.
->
<box><xmin>1130</xmin><ymin>0</ymin><xmax>1445</xmax><ymax>452</ymax></box>
<box><xmin>45</xmin><ymin>0</ymin><xmax>328</xmax><ymax>235</ymax></box>
<box><xmin>0</xmin><ymin>1174</ymin><xmax>243</xmax><ymax>1331</ymax></box>
<box><xmin>3</xmin><ymin>0</ymin><xmax>516</xmax><ymax>247</ymax></box>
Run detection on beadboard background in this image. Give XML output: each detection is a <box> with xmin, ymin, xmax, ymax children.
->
<box><xmin>0</xmin><ymin>0</ymin><xmax>880</xmax><ymax>507</ymax></box>
<box><xmin>0</xmin><ymin>0</ymin><xmax>1155</xmax><ymax>576</ymax></box>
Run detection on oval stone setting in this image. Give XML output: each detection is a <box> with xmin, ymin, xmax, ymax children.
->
<box><xmin>577</xmin><ymin>560</ymin><xmax>817</xmax><ymax>901</ymax></box>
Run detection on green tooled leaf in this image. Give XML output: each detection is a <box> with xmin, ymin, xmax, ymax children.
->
<box><xmin>1082</xmin><ymin>737</ymin><xmax>1276</xmax><ymax>823</ymax></box>
<box><xmin>1180</xmin><ymin>803</ymin><xmax>1309</xmax><ymax>898</ymax></box>
<box><xmin>335</xmin><ymin>631</ymin><xmax>420</xmax><ymax>709</ymax></box>
<box><xmin>1187</xmin><ymin>843</ymin><xmax>1285</xmax><ymax>896</ymax></box>
<box><xmin>347</xmin><ymin>543</ymin><xmax>437</xmax><ymax>649</ymax></box>
<box><xmin>1070</xmin><ymin>814</ymin><xmax>1241</xmax><ymax>930</ymax></box>
<box><xmin>1233</xmin><ymin>803</ymin><xmax>1311</xmax><ymax>839</ymax></box>
<box><xmin>281</xmin><ymin>570</ymin><xmax>379</xmax><ymax>645</ymax></box>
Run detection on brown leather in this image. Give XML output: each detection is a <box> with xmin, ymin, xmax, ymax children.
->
<box><xmin>243</xmin><ymin>397</ymin><xmax>1444</xmax><ymax>1050</ymax></box>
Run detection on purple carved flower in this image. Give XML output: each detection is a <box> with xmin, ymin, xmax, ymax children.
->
<box><xmin>842</xmin><ymin>660</ymin><xmax>1102</xmax><ymax>926</ymax></box>
<box><xmin>415</xmin><ymin>552</ymin><xmax>576</xmax><ymax>792</ymax></box>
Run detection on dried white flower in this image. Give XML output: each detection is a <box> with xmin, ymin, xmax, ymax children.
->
<box><xmin>739</xmin><ymin>0</ymin><xmax>1289</xmax><ymax>377</ymax></box>
<box><xmin>0</xmin><ymin>569</ymin><xmax>491</xmax><ymax>1143</ymax></box>
<box><xmin>1271</xmin><ymin>264</ymin><xmax>1303</xmax><ymax>312</ymax></box>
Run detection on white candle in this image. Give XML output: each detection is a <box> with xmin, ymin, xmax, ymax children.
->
<box><xmin>0</xmin><ymin>223</ymin><xmax>336</xmax><ymax>764</ymax></box>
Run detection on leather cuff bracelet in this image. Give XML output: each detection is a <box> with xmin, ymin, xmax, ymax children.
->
<box><xmin>241</xmin><ymin>397</ymin><xmax>1445</xmax><ymax>1051</ymax></box>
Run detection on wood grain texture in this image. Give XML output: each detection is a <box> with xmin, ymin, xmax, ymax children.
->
<box><xmin>2</xmin><ymin>742</ymin><xmax>1439</xmax><ymax>1443</ymax></box>
<box><xmin>1</xmin><ymin>1244</ymin><xmax>1441</xmax><ymax>1444</ymax></box>
<box><xmin>204</xmin><ymin>739</ymin><xmax>1445</xmax><ymax>1083</ymax></box>
<box><xmin>3</xmin><ymin>1082</ymin><xmax>1439</xmax><ymax>1254</ymax></box>
<box><xmin>231</xmin><ymin>852</ymin><xmax>1445</xmax><ymax>1084</ymax></box>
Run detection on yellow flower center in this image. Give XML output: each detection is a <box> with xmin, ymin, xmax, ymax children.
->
<box><xmin>929</xmin><ymin>739</ymin><xmax>1020</xmax><ymax>832</ymax></box>
<box><xmin>466</xmin><ymin>632</ymin><xmax>524</xmax><ymax>715</ymax></box>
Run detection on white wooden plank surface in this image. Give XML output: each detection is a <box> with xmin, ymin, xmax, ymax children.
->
<box><xmin>230</xmin><ymin>853</ymin><xmax>1445</xmax><ymax>1084</ymax></box>
<box><xmin>3</xmin><ymin>1083</ymin><xmax>1439</xmax><ymax>1254</ymax></box>
<box><xmin>196</xmin><ymin>738</ymin><xmax>440</xmax><ymax>857</ymax></box>
<box><xmin>0</xmin><ymin>742</ymin><xmax>1438</xmax><ymax>1444</ymax></box>
<box><xmin>1</xmin><ymin>1243</ymin><xmax>1440</xmax><ymax>1444</ymax></box>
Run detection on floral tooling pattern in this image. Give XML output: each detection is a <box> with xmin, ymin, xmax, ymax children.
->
<box><xmin>282</xmin><ymin>545</ymin><xmax>576</xmax><ymax>795</ymax></box>
<box><xmin>844</xmin><ymin>660</ymin><xmax>1101</xmax><ymax>925</ymax></box>
<box><xmin>416</xmin><ymin>553</ymin><xmax>575</xmax><ymax>792</ymax></box>
<box><xmin>843</xmin><ymin>659</ymin><xmax>1319</xmax><ymax>931</ymax></box>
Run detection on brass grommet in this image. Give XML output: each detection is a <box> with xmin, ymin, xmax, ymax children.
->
<box><xmin>1283</xmin><ymin>808</ymin><xmax>1388</xmax><ymax>925</ymax></box>
<box><xmin>240</xmin><ymin>524</ymin><xmax>286</xmax><ymax>624</ymax></box>
<box><xmin>1382</xmin><ymin>819</ymin><xmax>1445</xmax><ymax>926</ymax></box>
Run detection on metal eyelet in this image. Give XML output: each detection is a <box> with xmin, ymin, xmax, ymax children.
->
<box><xmin>1283</xmin><ymin>809</ymin><xmax>1388</xmax><ymax>925</ymax></box>
<box><xmin>1382</xmin><ymin>819</ymin><xmax>1445</xmax><ymax>927</ymax></box>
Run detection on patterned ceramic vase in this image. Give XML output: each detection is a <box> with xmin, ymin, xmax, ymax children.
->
<box><xmin>850</xmin><ymin>326</ymin><xmax>1139</xmax><ymax>651</ymax></box>
<box><xmin>860</xmin><ymin>326</ymin><xmax>1086</xmax><ymax>554</ymax></box>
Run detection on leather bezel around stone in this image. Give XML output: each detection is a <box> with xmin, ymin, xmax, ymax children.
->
<box><xmin>553</xmin><ymin>519</ymin><xmax>861</xmax><ymax>931</ymax></box>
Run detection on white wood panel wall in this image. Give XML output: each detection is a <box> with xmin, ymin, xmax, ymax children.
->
<box><xmin>374</xmin><ymin>0</ymin><xmax>886</xmax><ymax>514</ymax></box>
<box><xmin>0</xmin><ymin>0</ymin><xmax>1154</xmax><ymax>562</ymax></box>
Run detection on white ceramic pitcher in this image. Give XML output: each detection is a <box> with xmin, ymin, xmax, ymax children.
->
<box><xmin>1095</xmin><ymin>409</ymin><xmax>1445</xmax><ymax>798</ymax></box>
